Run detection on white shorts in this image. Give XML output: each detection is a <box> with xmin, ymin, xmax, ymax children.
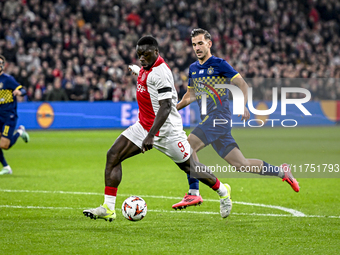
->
<box><xmin>122</xmin><ymin>121</ymin><xmax>191</xmax><ymax>163</ymax></box>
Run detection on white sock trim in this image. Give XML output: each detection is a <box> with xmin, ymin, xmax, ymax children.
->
<box><xmin>188</xmin><ymin>189</ymin><xmax>200</xmax><ymax>196</ymax></box>
<box><xmin>104</xmin><ymin>195</ymin><xmax>116</xmax><ymax>211</ymax></box>
<box><xmin>216</xmin><ymin>183</ymin><xmax>228</xmax><ymax>197</ymax></box>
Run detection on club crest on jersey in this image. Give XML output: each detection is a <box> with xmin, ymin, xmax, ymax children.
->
<box><xmin>207</xmin><ymin>67</ymin><xmax>214</xmax><ymax>75</ymax></box>
<box><xmin>0</xmin><ymin>82</ymin><xmax>3</xmax><ymax>89</ymax></box>
<box><xmin>141</xmin><ymin>73</ymin><xmax>146</xmax><ymax>81</ymax></box>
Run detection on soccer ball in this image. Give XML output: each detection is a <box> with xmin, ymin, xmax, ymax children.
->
<box><xmin>121</xmin><ymin>196</ymin><xmax>147</xmax><ymax>221</ymax></box>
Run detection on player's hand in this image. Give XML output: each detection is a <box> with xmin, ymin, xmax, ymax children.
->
<box><xmin>238</xmin><ymin>107</ymin><xmax>250</xmax><ymax>121</ymax></box>
<box><xmin>13</xmin><ymin>90</ymin><xmax>22</xmax><ymax>96</ymax></box>
<box><xmin>141</xmin><ymin>134</ymin><xmax>154</xmax><ymax>153</ymax></box>
<box><xmin>128</xmin><ymin>64</ymin><xmax>141</xmax><ymax>75</ymax></box>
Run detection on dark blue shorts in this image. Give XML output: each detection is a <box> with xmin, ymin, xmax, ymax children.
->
<box><xmin>0</xmin><ymin>114</ymin><xmax>18</xmax><ymax>140</ymax></box>
<box><xmin>191</xmin><ymin>114</ymin><xmax>239</xmax><ymax>158</ymax></box>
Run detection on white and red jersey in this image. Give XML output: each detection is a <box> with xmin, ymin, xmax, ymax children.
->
<box><xmin>136</xmin><ymin>55</ymin><xmax>183</xmax><ymax>137</ymax></box>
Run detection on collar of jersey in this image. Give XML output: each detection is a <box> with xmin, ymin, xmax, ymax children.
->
<box><xmin>197</xmin><ymin>55</ymin><xmax>214</xmax><ymax>67</ymax></box>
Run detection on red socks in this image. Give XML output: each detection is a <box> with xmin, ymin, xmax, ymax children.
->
<box><xmin>105</xmin><ymin>186</ymin><xmax>117</xmax><ymax>196</ymax></box>
<box><xmin>211</xmin><ymin>178</ymin><xmax>221</xmax><ymax>191</ymax></box>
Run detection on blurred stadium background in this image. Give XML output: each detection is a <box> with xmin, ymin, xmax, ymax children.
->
<box><xmin>1</xmin><ymin>0</ymin><xmax>340</xmax><ymax>129</ymax></box>
<box><xmin>1</xmin><ymin>0</ymin><xmax>340</xmax><ymax>101</ymax></box>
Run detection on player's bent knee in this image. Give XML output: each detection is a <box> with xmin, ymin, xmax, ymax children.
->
<box><xmin>106</xmin><ymin>148</ymin><xmax>122</xmax><ymax>165</ymax></box>
<box><xmin>0</xmin><ymin>144</ymin><xmax>10</xmax><ymax>150</ymax></box>
<box><xmin>0</xmin><ymin>140</ymin><xmax>10</xmax><ymax>150</ymax></box>
<box><xmin>176</xmin><ymin>159</ymin><xmax>191</xmax><ymax>174</ymax></box>
<box><xmin>229</xmin><ymin>159</ymin><xmax>249</xmax><ymax>170</ymax></box>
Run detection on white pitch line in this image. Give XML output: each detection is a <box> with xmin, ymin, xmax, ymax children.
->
<box><xmin>0</xmin><ymin>205</ymin><xmax>305</xmax><ymax>217</ymax></box>
<box><xmin>0</xmin><ymin>205</ymin><xmax>293</xmax><ymax>217</ymax></box>
<box><xmin>0</xmin><ymin>205</ymin><xmax>339</xmax><ymax>219</ymax></box>
<box><xmin>147</xmin><ymin>209</ymin><xmax>290</xmax><ymax>217</ymax></box>
<box><xmin>0</xmin><ymin>189</ymin><xmax>308</xmax><ymax>217</ymax></box>
<box><xmin>231</xmin><ymin>201</ymin><xmax>306</xmax><ymax>217</ymax></box>
<box><xmin>0</xmin><ymin>204</ymin><xmax>286</xmax><ymax>217</ymax></box>
<box><xmin>0</xmin><ymin>205</ymin><xmax>76</xmax><ymax>210</ymax></box>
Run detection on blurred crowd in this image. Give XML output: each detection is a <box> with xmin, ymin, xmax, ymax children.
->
<box><xmin>0</xmin><ymin>0</ymin><xmax>339</xmax><ymax>102</ymax></box>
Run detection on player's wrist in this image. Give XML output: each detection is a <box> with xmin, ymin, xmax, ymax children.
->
<box><xmin>13</xmin><ymin>90</ymin><xmax>21</xmax><ymax>96</ymax></box>
<box><xmin>177</xmin><ymin>100</ymin><xmax>187</xmax><ymax>110</ymax></box>
<box><xmin>147</xmin><ymin>132</ymin><xmax>156</xmax><ymax>138</ymax></box>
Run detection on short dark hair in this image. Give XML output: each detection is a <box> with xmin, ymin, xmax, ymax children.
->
<box><xmin>137</xmin><ymin>35</ymin><xmax>158</xmax><ymax>49</ymax></box>
<box><xmin>0</xmin><ymin>55</ymin><xmax>6</xmax><ymax>63</ymax></box>
<box><xmin>191</xmin><ymin>28</ymin><xmax>211</xmax><ymax>41</ymax></box>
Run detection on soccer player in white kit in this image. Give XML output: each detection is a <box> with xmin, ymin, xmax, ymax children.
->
<box><xmin>83</xmin><ymin>36</ymin><xmax>232</xmax><ymax>221</ymax></box>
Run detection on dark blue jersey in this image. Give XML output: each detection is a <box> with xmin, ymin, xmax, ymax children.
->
<box><xmin>188</xmin><ymin>55</ymin><xmax>239</xmax><ymax>119</ymax></box>
<box><xmin>0</xmin><ymin>73</ymin><xmax>24</xmax><ymax>118</ymax></box>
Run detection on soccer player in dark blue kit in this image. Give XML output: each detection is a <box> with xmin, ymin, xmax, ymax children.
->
<box><xmin>0</xmin><ymin>55</ymin><xmax>29</xmax><ymax>175</ymax></box>
<box><xmin>172</xmin><ymin>29</ymin><xmax>300</xmax><ymax>209</ymax></box>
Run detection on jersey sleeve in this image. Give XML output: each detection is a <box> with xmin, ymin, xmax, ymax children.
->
<box><xmin>187</xmin><ymin>67</ymin><xmax>193</xmax><ymax>89</ymax></box>
<box><xmin>8</xmin><ymin>76</ymin><xmax>21</xmax><ymax>90</ymax></box>
<box><xmin>18</xmin><ymin>87</ymin><xmax>27</xmax><ymax>96</ymax></box>
<box><xmin>152</xmin><ymin>64</ymin><xmax>174</xmax><ymax>101</ymax></box>
<box><xmin>220</xmin><ymin>60</ymin><xmax>240</xmax><ymax>82</ymax></box>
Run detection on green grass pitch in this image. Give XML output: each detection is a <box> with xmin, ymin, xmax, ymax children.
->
<box><xmin>0</xmin><ymin>127</ymin><xmax>339</xmax><ymax>254</ymax></box>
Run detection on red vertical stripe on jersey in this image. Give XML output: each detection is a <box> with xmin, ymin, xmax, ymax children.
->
<box><xmin>136</xmin><ymin>73</ymin><xmax>155</xmax><ymax>132</ymax></box>
<box><xmin>136</xmin><ymin>56</ymin><xmax>166</xmax><ymax>135</ymax></box>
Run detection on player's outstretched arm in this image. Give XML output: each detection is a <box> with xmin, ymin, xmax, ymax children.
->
<box><xmin>232</xmin><ymin>75</ymin><xmax>250</xmax><ymax>121</ymax></box>
<box><xmin>142</xmin><ymin>98</ymin><xmax>172</xmax><ymax>153</ymax></box>
<box><xmin>128</xmin><ymin>64</ymin><xmax>141</xmax><ymax>75</ymax></box>
<box><xmin>176</xmin><ymin>88</ymin><xmax>195</xmax><ymax>111</ymax></box>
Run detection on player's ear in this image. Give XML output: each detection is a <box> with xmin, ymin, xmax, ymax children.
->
<box><xmin>208</xmin><ymin>40</ymin><xmax>212</xmax><ymax>48</ymax></box>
